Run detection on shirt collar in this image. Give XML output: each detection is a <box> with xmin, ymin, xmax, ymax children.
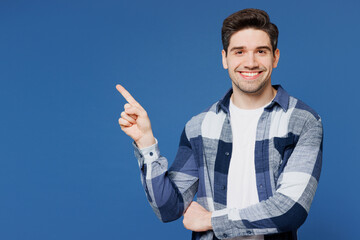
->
<box><xmin>216</xmin><ymin>85</ymin><xmax>290</xmax><ymax>114</ymax></box>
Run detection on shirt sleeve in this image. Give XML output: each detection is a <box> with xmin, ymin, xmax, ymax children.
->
<box><xmin>211</xmin><ymin>118</ymin><xmax>323</xmax><ymax>239</ymax></box>
<box><xmin>133</xmin><ymin>128</ymin><xmax>199</xmax><ymax>222</ymax></box>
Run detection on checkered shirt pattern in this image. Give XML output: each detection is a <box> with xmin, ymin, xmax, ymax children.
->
<box><xmin>133</xmin><ymin>85</ymin><xmax>323</xmax><ymax>240</ymax></box>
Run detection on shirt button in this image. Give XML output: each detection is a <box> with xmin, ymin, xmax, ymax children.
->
<box><xmin>149</xmin><ymin>152</ymin><xmax>153</xmax><ymax>156</ymax></box>
<box><xmin>225</xmin><ymin>152</ymin><xmax>229</xmax><ymax>156</ymax></box>
<box><xmin>223</xmin><ymin>233</ymin><xmax>227</xmax><ymax>238</ymax></box>
<box><xmin>221</xmin><ymin>185</ymin><xmax>226</xmax><ymax>190</ymax></box>
<box><xmin>259</xmin><ymin>184</ymin><xmax>263</xmax><ymax>188</ymax></box>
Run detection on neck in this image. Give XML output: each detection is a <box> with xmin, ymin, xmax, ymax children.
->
<box><xmin>231</xmin><ymin>83</ymin><xmax>276</xmax><ymax>110</ymax></box>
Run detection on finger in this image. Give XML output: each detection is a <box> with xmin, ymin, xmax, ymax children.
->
<box><xmin>124</xmin><ymin>104</ymin><xmax>143</xmax><ymax>117</ymax></box>
<box><xmin>121</xmin><ymin>111</ymin><xmax>136</xmax><ymax>124</ymax></box>
<box><xmin>118</xmin><ymin>118</ymin><xmax>133</xmax><ymax>127</ymax></box>
<box><xmin>116</xmin><ymin>84</ymin><xmax>141</xmax><ymax>107</ymax></box>
<box><xmin>124</xmin><ymin>104</ymin><xmax>140</xmax><ymax>119</ymax></box>
<box><xmin>128</xmin><ymin>113</ymin><xmax>137</xmax><ymax>120</ymax></box>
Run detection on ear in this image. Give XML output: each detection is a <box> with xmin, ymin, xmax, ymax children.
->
<box><xmin>272</xmin><ymin>48</ymin><xmax>280</xmax><ymax>68</ymax></box>
<box><xmin>222</xmin><ymin>49</ymin><xmax>228</xmax><ymax>69</ymax></box>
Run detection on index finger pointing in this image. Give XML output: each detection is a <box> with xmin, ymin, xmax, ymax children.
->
<box><xmin>116</xmin><ymin>84</ymin><xmax>139</xmax><ymax>105</ymax></box>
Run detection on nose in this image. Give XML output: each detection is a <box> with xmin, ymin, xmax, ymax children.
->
<box><xmin>244</xmin><ymin>53</ymin><xmax>259</xmax><ymax>69</ymax></box>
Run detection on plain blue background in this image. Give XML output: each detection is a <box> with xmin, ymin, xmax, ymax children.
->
<box><xmin>1</xmin><ymin>0</ymin><xmax>359</xmax><ymax>239</ymax></box>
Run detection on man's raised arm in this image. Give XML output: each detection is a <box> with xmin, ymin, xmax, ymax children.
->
<box><xmin>116</xmin><ymin>84</ymin><xmax>199</xmax><ymax>223</ymax></box>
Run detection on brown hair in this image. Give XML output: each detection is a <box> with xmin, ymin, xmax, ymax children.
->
<box><xmin>222</xmin><ymin>8</ymin><xmax>279</xmax><ymax>55</ymax></box>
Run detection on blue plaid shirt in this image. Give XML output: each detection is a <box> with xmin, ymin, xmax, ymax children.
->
<box><xmin>133</xmin><ymin>85</ymin><xmax>323</xmax><ymax>240</ymax></box>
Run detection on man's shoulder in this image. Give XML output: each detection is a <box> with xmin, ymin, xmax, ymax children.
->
<box><xmin>186</xmin><ymin>101</ymin><xmax>220</xmax><ymax>127</ymax></box>
<box><xmin>286</xmin><ymin>94</ymin><xmax>323</xmax><ymax>133</ymax></box>
<box><xmin>287</xmin><ymin>94</ymin><xmax>321</xmax><ymax>121</ymax></box>
<box><xmin>184</xmin><ymin>101</ymin><xmax>222</xmax><ymax>138</ymax></box>
<box><xmin>275</xmin><ymin>85</ymin><xmax>321</xmax><ymax>123</ymax></box>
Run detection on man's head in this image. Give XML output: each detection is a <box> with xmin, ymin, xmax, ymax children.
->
<box><xmin>221</xmin><ymin>9</ymin><xmax>280</xmax><ymax>97</ymax></box>
<box><xmin>222</xmin><ymin>8</ymin><xmax>279</xmax><ymax>55</ymax></box>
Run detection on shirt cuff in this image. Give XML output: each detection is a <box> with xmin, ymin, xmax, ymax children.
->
<box><xmin>132</xmin><ymin>138</ymin><xmax>160</xmax><ymax>166</ymax></box>
<box><xmin>212</xmin><ymin>208</ymin><xmax>256</xmax><ymax>239</ymax></box>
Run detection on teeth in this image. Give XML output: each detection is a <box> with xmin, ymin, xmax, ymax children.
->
<box><xmin>241</xmin><ymin>72</ymin><xmax>259</xmax><ymax>77</ymax></box>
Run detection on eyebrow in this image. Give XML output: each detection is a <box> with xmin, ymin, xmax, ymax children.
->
<box><xmin>229</xmin><ymin>46</ymin><xmax>272</xmax><ymax>52</ymax></box>
<box><xmin>257</xmin><ymin>46</ymin><xmax>272</xmax><ymax>51</ymax></box>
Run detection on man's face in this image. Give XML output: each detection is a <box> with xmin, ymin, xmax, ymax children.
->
<box><xmin>222</xmin><ymin>28</ymin><xmax>280</xmax><ymax>95</ymax></box>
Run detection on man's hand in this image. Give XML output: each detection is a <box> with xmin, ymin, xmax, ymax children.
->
<box><xmin>116</xmin><ymin>84</ymin><xmax>156</xmax><ymax>149</ymax></box>
<box><xmin>183</xmin><ymin>201</ymin><xmax>212</xmax><ymax>232</ymax></box>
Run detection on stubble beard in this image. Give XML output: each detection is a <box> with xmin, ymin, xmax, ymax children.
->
<box><xmin>232</xmin><ymin>76</ymin><xmax>270</xmax><ymax>95</ymax></box>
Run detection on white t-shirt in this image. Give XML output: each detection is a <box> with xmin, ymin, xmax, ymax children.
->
<box><xmin>227</xmin><ymin>99</ymin><xmax>271</xmax><ymax>240</ymax></box>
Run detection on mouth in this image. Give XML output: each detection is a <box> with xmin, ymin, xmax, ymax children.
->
<box><xmin>239</xmin><ymin>71</ymin><xmax>263</xmax><ymax>80</ymax></box>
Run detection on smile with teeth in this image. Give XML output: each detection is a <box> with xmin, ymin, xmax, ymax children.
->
<box><xmin>241</xmin><ymin>72</ymin><xmax>260</xmax><ymax>76</ymax></box>
<box><xmin>239</xmin><ymin>71</ymin><xmax>262</xmax><ymax>79</ymax></box>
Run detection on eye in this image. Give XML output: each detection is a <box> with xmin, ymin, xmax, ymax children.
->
<box><xmin>235</xmin><ymin>51</ymin><xmax>243</xmax><ymax>55</ymax></box>
<box><xmin>258</xmin><ymin>49</ymin><xmax>267</xmax><ymax>54</ymax></box>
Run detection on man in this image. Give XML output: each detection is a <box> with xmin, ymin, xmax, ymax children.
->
<box><xmin>117</xmin><ymin>8</ymin><xmax>323</xmax><ymax>240</ymax></box>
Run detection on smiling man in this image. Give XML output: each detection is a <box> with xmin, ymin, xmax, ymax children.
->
<box><xmin>117</xmin><ymin>8</ymin><xmax>323</xmax><ymax>240</ymax></box>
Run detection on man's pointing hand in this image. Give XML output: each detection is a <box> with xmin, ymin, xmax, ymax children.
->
<box><xmin>116</xmin><ymin>84</ymin><xmax>156</xmax><ymax>149</ymax></box>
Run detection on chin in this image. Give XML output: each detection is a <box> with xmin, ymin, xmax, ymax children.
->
<box><xmin>234</xmin><ymin>81</ymin><xmax>268</xmax><ymax>95</ymax></box>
